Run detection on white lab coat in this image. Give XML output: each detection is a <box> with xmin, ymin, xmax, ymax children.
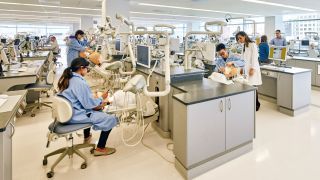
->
<box><xmin>241</xmin><ymin>42</ymin><xmax>262</xmax><ymax>86</ymax></box>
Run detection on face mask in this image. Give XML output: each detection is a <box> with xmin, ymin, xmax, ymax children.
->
<box><xmin>80</xmin><ymin>37</ymin><xmax>84</xmax><ymax>41</ymax></box>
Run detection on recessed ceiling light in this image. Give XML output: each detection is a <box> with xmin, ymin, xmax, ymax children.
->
<box><xmin>0</xmin><ymin>1</ymin><xmax>100</xmax><ymax>11</ymax></box>
<box><xmin>138</xmin><ymin>3</ymin><xmax>259</xmax><ymax>16</ymax></box>
<box><xmin>241</xmin><ymin>0</ymin><xmax>316</xmax><ymax>12</ymax></box>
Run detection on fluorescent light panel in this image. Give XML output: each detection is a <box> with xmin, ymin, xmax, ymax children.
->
<box><xmin>131</xmin><ymin>17</ymin><xmax>192</xmax><ymax>22</ymax></box>
<box><xmin>130</xmin><ymin>11</ymin><xmax>219</xmax><ymax>19</ymax></box>
<box><xmin>242</xmin><ymin>0</ymin><xmax>316</xmax><ymax>12</ymax></box>
<box><xmin>0</xmin><ymin>17</ymin><xmax>79</xmax><ymax>22</ymax></box>
<box><xmin>0</xmin><ymin>1</ymin><xmax>100</xmax><ymax>11</ymax></box>
<box><xmin>138</xmin><ymin>3</ymin><xmax>259</xmax><ymax>16</ymax></box>
<box><xmin>0</xmin><ymin>8</ymin><xmax>100</xmax><ymax>17</ymax></box>
<box><xmin>0</xmin><ymin>13</ymin><xmax>79</xmax><ymax>19</ymax></box>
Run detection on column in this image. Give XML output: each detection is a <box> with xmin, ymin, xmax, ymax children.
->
<box><xmin>265</xmin><ymin>16</ymin><xmax>284</xmax><ymax>41</ymax></box>
<box><xmin>186</xmin><ymin>22</ymin><xmax>192</xmax><ymax>32</ymax></box>
<box><xmin>102</xmin><ymin>0</ymin><xmax>130</xmax><ymax>32</ymax></box>
<box><xmin>72</xmin><ymin>23</ymin><xmax>80</xmax><ymax>33</ymax></box>
<box><xmin>80</xmin><ymin>16</ymin><xmax>93</xmax><ymax>30</ymax></box>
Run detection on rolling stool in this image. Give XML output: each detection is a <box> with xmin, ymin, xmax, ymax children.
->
<box><xmin>43</xmin><ymin>95</ymin><xmax>95</xmax><ymax>178</ymax></box>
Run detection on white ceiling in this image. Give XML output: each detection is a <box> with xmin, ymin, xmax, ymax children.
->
<box><xmin>0</xmin><ymin>0</ymin><xmax>319</xmax><ymax>25</ymax></box>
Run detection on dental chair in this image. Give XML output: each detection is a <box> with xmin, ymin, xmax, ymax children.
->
<box><xmin>43</xmin><ymin>95</ymin><xmax>95</xmax><ymax>178</ymax></box>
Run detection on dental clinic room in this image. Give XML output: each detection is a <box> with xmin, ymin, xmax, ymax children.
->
<box><xmin>1</xmin><ymin>0</ymin><xmax>320</xmax><ymax>179</ymax></box>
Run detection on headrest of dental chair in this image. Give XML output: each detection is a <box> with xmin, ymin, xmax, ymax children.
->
<box><xmin>52</xmin><ymin>96</ymin><xmax>73</xmax><ymax>123</ymax></box>
<box><xmin>123</xmin><ymin>74</ymin><xmax>146</xmax><ymax>93</ymax></box>
<box><xmin>104</xmin><ymin>61</ymin><xmax>122</xmax><ymax>70</ymax></box>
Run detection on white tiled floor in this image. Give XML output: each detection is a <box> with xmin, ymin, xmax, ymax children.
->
<box><xmin>12</xmin><ymin>51</ymin><xmax>320</xmax><ymax>180</ymax></box>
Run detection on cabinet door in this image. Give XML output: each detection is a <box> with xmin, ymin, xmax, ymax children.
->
<box><xmin>226</xmin><ymin>91</ymin><xmax>255</xmax><ymax>150</ymax></box>
<box><xmin>0</xmin><ymin>120</ymin><xmax>13</xmax><ymax>180</ymax></box>
<box><xmin>277</xmin><ymin>73</ymin><xmax>293</xmax><ymax>109</ymax></box>
<box><xmin>316</xmin><ymin>63</ymin><xmax>320</xmax><ymax>86</ymax></box>
<box><xmin>187</xmin><ymin>98</ymin><xmax>226</xmax><ymax>166</ymax></box>
<box><xmin>295</xmin><ymin>60</ymin><xmax>316</xmax><ymax>85</ymax></box>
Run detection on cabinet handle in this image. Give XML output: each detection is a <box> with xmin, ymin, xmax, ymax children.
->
<box><xmin>219</xmin><ymin>100</ymin><xmax>223</xmax><ymax>112</ymax></box>
<box><xmin>10</xmin><ymin>122</ymin><xmax>15</xmax><ymax>138</ymax></box>
<box><xmin>228</xmin><ymin>98</ymin><xmax>231</xmax><ymax>110</ymax></box>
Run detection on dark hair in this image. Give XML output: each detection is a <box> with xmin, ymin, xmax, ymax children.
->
<box><xmin>58</xmin><ymin>58</ymin><xmax>89</xmax><ymax>92</ymax></box>
<box><xmin>261</xmin><ymin>35</ymin><xmax>267</xmax><ymax>43</ymax></box>
<box><xmin>216</xmin><ymin>43</ymin><xmax>226</xmax><ymax>52</ymax></box>
<box><xmin>75</xmin><ymin>30</ymin><xmax>85</xmax><ymax>37</ymax></box>
<box><xmin>276</xmin><ymin>30</ymin><xmax>281</xmax><ymax>33</ymax></box>
<box><xmin>236</xmin><ymin>31</ymin><xmax>253</xmax><ymax>47</ymax></box>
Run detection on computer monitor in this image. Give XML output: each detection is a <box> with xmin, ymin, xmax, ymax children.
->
<box><xmin>269</xmin><ymin>46</ymin><xmax>287</xmax><ymax>61</ymax></box>
<box><xmin>115</xmin><ymin>39</ymin><xmax>121</xmax><ymax>51</ymax></box>
<box><xmin>230</xmin><ymin>37</ymin><xmax>236</xmax><ymax>41</ymax></box>
<box><xmin>151</xmin><ymin>38</ymin><xmax>156</xmax><ymax>45</ymax></box>
<box><xmin>1</xmin><ymin>39</ymin><xmax>6</xmax><ymax>44</ymax></box>
<box><xmin>301</xmin><ymin>40</ymin><xmax>310</xmax><ymax>46</ymax></box>
<box><xmin>14</xmin><ymin>39</ymin><xmax>20</xmax><ymax>46</ymax></box>
<box><xmin>136</xmin><ymin>45</ymin><xmax>151</xmax><ymax>68</ymax></box>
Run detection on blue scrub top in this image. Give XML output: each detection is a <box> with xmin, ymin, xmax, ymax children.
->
<box><xmin>67</xmin><ymin>36</ymin><xmax>86</xmax><ymax>66</ymax></box>
<box><xmin>59</xmin><ymin>73</ymin><xmax>102</xmax><ymax>122</ymax></box>
<box><xmin>215</xmin><ymin>54</ymin><xmax>245</xmax><ymax>72</ymax></box>
<box><xmin>259</xmin><ymin>42</ymin><xmax>270</xmax><ymax>63</ymax></box>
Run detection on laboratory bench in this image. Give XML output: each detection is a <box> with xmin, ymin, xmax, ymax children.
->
<box><xmin>0</xmin><ymin>60</ymin><xmax>45</xmax><ymax>93</ymax></box>
<box><xmin>136</xmin><ymin>65</ymin><xmax>206</xmax><ymax>138</ymax></box>
<box><xmin>0</xmin><ymin>90</ymin><xmax>27</xmax><ymax>180</ymax></box>
<box><xmin>259</xmin><ymin>65</ymin><xmax>312</xmax><ymax>116</ymax></box>
<box><xmin>171</xmin><ymin>78</ymin><xmax>256</xmax><ymax>179</ymax></box>
<box><xmin>18</xmin><ymin>51</ymin><xmax>50</xmax><ymax>61</ymax></box>
<box><xmin>285</xmin><ymin>56</ymin><xmax>320</xmax><ymax>87</ymax></box>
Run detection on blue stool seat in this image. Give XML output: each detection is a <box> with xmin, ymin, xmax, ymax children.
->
<box><xmin>49</xmin><ymin>122</ymin><xmax>92</xmax><ymax>134</ymax></box>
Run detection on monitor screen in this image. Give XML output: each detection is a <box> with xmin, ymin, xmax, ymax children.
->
<box><xmin>137</xmin><ymin>45</ymin><xmax>151</xmax><ymax>68</ymax></box>
<box><xmin>14</xmin><ymin>39</ymin><xmax>20</xmax><ymax>46</ymax></box>
<box><xmin>1</xmin><ymin>39</ymin><xmax>6</xmax><ymax>44</ymax></box>
<box><xmin>151</xmin><ymin>38</ymin><xmax>156</xmax><ymax>45</ymax></box>
<box><xmin>115</xmin><ymin>39</ymin><xmax>121</xmax><ymax>51</ymax></box>
<box><xmin>301</xmin><ymin>40</ymin><xmax>310</xmax><ymax>46</ymax></box>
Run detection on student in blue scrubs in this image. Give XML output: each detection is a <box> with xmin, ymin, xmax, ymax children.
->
<box><xmin>57</xmin><ymin>57</ymin><xmax>117</xmax><ymax>156</ymax></box>
<box><xmin>214</xmin><ymin>43</ymin><xmax>245</xmax><ymax>73</ymax></box>
<box><xmin>258</xmin><ymin>35</ymin><xmax>270</xmax><ymax>64</ymax></box>
<box><xmin>66</xmin><ymin>30</ymin><xmax>87</xmax><ymax>67</ymax></box>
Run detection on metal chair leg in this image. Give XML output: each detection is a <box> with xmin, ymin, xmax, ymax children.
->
<box><xmin>50</xmin><ymin>149</ymin><xmax>69</xmax><ymax>171</ymax></box>
<box><xmin>44</xmin><ymin>147</ymin><xmax>68</xmax><ymax>159</ymax></box>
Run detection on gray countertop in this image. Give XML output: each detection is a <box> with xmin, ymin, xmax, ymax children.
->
<box><xmin>260</xmin><ymin>65</ymin><xmax>312</xmax><ymax>74</ymax></box>
<box><xmin>289</xmin><ymin>56</ymin><xmax>320</xmax><ymax>62</ymax></box>
<box><xmin>172</xmin><ymin>78</ymin><xmax>256</xmax><ymax>105</ymax></box>
<box><xmin>0</xmin><ymin>60</ymin><xmax>45</xmax><ymax>79</ymax></box>
<box><xmin>19</xmin><ymin>51</ymin><xmax>49</xmax><ymax>60</ymax></box>
<box><xmin>0</xmin><ymin>90</ymin><xmax>27</xmax><ymax>132</ymax></box>
<box><xmin>137</xmin><ymin>65</ymin><xmax>206</xmax><ymax>77</ymax></box>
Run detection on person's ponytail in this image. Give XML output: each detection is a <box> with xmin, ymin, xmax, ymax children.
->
<box><xmin>57</xmin><ymin>67</ymin><xmax>73</xmax><ymax>92</ymax></box>
<box><xmin>57</xmin><ymin>57</ymin><xmax>90</xmax><ymax>92</ymax></box>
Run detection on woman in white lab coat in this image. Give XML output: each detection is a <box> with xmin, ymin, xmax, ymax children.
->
<box><xmin>236</xmin><ymin>31</ymin><xmax>262</xmax><ymax>111</ymax></box>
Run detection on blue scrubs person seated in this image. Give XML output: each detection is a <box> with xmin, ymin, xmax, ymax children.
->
<box><xmin>57</xmin><ymin>58</ymin><xmax>117</xmax><ymax>156</ymax></box>
<box><xmin>215</xmin><ymin>43</ymin><xmax>245</xmax><ymax>78</ymax></box>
